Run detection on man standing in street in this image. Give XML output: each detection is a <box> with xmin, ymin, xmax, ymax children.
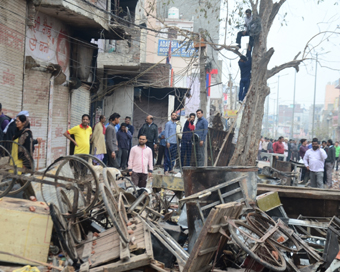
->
<box><xmin>267</xmin><ymin>139</ymin><xmax>273</xmax><ymax>153</ymax></box>
<box><xmin>195</xmin><ymin>109</ymin><xmax>208</xmax><ymax>167</ymax></box>
<box><xmin>116</xmin><ymin>123</ymin><xmax>132</xmax><ymax>169</ymax></box>
<box><xmin>156</xmin><ymin>130</ymin><xmax>166</xmax><ymax>166</ymax></box>
<box><xmin>325</xmin><ymin>139</ymin><xmax>335</xmax><ymax>188</ymax></box>
<box><xmin>0</xmin><ymin>103</ymin><xmax>10</xmax><ymax>133</ymax></box>
<box><xmin>106</xmin><ymin>113</ymin><xmax>120</xmax><ymax>168</ymax></box>
<box><xmin>128</xmin><ymin>135</ymin><xmax>153</xmax><ymax>188</ymax></box>
<box><xmin>335</xmin><ymin>141</ymin><xmax>340</xmax><ymax>171</ymax></box>
<box><xmin>64</xmin><ymin>114</ymin><xmax>92</xmax><ymax>155</ymax></box>
<box><xmin>273</xmin><ymin>136</ymin><xmax>285</xmax><ymax>161</ymax></box>
<box><xmin>91</xmin><ymin>115</ymin><xmax>106</xmax><ymax>164</ymax></box>
<box><xmin>164</xmin><ymin>112</ymin><xmax>178</xmax><ymax>175</ymax></box>
<box><xmin>303</xmin><ymin>138</ymin><xmax>327</xmax><ymax>188</ymax></box>
<box><xmin>181</xmin><ymin>113</ymin><xmax>195</xmax><ymax>167</ymax></box>
<box><xmin>138</xmin><ymin>115</ymin><xmax>158</xmax><ymax>163</ymax></box>
<box><xmin>125</xmin><ymin>116</ymin><xmax>134</xmax><ymax>158</ymax></box>
<box><xmin>63</xmin><ymin>114</ymin><xmax>92</xmax><ymax>178</ymax></box>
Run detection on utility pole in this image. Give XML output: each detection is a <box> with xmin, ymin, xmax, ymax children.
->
<box><xmin>199</xmin><ymin>33</ymin><xmax>207</xmax><ymax>118</ymax></box>
<box><xmin>265</xmin><ymin>95</ymin><xmax>269</xmax><ymax>136</ymax></box>
<box><xmin>276</xmin><ymin>75</ymin><xmax>280</xmax><ymax>139</ymax></box>
<box><xmin>312</xmin><ymin>53</ymin><xmax>318</xmax><ymax>138</ymax></box>
<box><xmin>290</xmin><ymin>71</ymin><xmax>297</xmax><ymax>139</ymax></box>
<box><xmin>228</xmin><ymin>74</ymin><xmax>233</xmax><ymax>110</ymax></box>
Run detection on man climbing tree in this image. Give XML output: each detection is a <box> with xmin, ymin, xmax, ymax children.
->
<box><xmin>235</xmin><ymin>9</ymin><xmax>253</xmax><ymax>50</ymax></box>
<box><xmin>238</xmin><ymin>49</ymin><xmax>252</xmax><ymax>102</ymax></box>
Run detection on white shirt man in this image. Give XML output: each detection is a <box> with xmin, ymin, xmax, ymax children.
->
<box><xmin>303</xmin><ymin>140</ymin><xmax>327</xmax><ymax>188</ymax></box>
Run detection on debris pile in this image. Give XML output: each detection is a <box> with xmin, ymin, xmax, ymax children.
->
<box><xmin>0</xmin><ymin>146</ymin><xmax>340</xmax><ymax>271</ymax></box>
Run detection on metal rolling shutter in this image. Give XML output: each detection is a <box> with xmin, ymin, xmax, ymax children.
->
<box><xmin>22</xmin><ymin>70</ymin><xmax>50</xmax><ymax>168</ymax></box>
<box><xmin>50</xmin><ymin>85</ymin><xmax>69</xmax><ymax>163</ymax></box>
<box><xmin>71</xmin><ymin>86</ymin><xmax>90</xmax><ymax>128</ymax></box>
<box><xmin>0</xmin><ymin>0</ymin><xmax>26</xmax><ymax>116</ymax></box>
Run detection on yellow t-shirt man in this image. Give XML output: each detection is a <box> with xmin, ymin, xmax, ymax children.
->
<box><xmin>67</xmin><ymin>124</ymin><xmax>92</xmax><ymax>154</ymax></box>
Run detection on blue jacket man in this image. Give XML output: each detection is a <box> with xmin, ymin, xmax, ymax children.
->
<box><xmin>238</xmin><ymin>49</ymin><xmax>252</xmax><ymax>102</ymax></box>
<box><xmin>164</xmin><ymin>112</ymin><xmax>178</xmax><ymax>174</ymax></box>
<box><xmin>195</xmin><ymin>109</ymin><xmax>208</xmax><ymax>167</ymax></box>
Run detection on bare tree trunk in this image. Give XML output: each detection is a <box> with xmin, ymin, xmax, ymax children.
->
<box><xmin>229</xmin><ymin>0</ymin><xmax>285</xmax><ymax>166</ymax></box>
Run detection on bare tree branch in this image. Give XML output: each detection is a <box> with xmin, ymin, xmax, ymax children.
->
<box><xmin>267</xmin><ymin>52</ymin><xmax>304</xmax><ymax>79</ymax></box>
<box><xmin>268</xmin><ymin>0</ymin><xmax>286</xmax><ymax>30</ymax></box>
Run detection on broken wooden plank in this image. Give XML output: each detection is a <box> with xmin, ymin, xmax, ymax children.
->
<box><xmin>89</xmin><ymin>254</ymin><xmax>152</xmax><ymax>272</ymax></box>
<box><xmin>183</xmin><ymin>202</ymin><xmax>243</xmax><ymax>272</ymax></box>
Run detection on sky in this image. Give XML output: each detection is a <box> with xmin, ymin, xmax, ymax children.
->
<box><xmin>219</xmin><ymin>0</ymin><xmax>340</xmax><ymax>115</ymax></box>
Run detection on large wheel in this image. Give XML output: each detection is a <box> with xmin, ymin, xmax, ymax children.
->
<box><xmin>41</xmin><ymin>156</ymin><xmax>99</xmax><ymax>217</ymax></box>
<box><xmin>228</xmin><ymin>220</ymin><xmax>286</xmax><ymax>272</ymax></box>
<box><xmin>0</xmin><ymin>140</ymin><xmax>34</xmax><ymax>196</ymax></box>
<box><xmin>246</xmin><ymin>211</ymin><xmax>300</xmax><ymax>252</ymax></box>
<box><xmin>100</xmin><ymin>183</ymin><xmax>129</xmax><ymax>244</ymax></box>
<box><xmin>50</xmin><ymin>204</ymin><xmax>78</xmax><ymax>261</ymax></box>
<box><xmin>56</xmin><ymin>187</ymin><xmax>82</xmax><ymax>244</ymax></box>
<box><xmin>0</xmin><ymin>143</ymin><xmax>16</xmax><ymax>197</ymax></box>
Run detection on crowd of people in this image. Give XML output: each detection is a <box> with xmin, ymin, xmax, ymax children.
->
<box><xmin>259</xmin><ymin>136</ymin><xmax>340</xmax><ymax>189</ymax></box>
<box><xmin>64</xmin><ymin>109</ymin><xmax>208</xmax><ymax>187</ymax></box>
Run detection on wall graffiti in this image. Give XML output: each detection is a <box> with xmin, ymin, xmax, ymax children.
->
<box><xmin>26</xmin><ymin>15</ymin><xmax>70</xmax><ymax>78</ymax></box>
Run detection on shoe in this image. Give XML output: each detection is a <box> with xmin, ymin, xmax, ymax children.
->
<box><xmin>298</xmin><ymin>180</ymin><xmax>304</xmax><ymax>184</ymax></box>
<box><xmin>239</xmin><ymin>101</ymin><xmax>243</xmax><ymax>105</ymax></box>
<box><xmin>164</xmin><ymin>171</ymin><xmax>169</xmax><ymax>176</ymax></box>
<box><xmin>169</xmin><ymin>170</ymin><xmax>177</xmax><ymax>174</ymax></box>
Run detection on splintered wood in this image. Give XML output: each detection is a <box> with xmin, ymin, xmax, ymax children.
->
<box><xmin>183</xmin><ymin>202</ymin><xmax>244</xmax><ymax>272</ymax></box>
<box><xmin>78</xmin><ymin>218</ymin><xmax>154</xmax><ymax>272</ymax></box>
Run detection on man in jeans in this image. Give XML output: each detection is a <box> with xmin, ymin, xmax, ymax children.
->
<box><xmin>128</xmin><ymin>135</ymin><xmax>153</xmax><ymax>188</ymax></box>
<box><xmin>195</xmin><ymin>109</ymin><xmax>208</xmax><ymax>167</ymax></box>
<box><xmin>164</xmin><ymin>112</ymin><xmax>178</xmax><ymax>175</ymax></box>
<box><xmin>303</xmin><ymin>138</ymin><xmax>327</xmax><ymax>188</ymax></box>
<box><xmin>105</xmin><ymin>113</ymin><xmax>120</xmax><ymax>168</ymax></box>
<box><xmin>325</xmin><ymin>139</ymin><xmax>335</xmax><ymax>188</ymax></box>
<box><xmin>335</xmin><ymin>141</ymin><xmax>340</xmax><ymax>171</ymax></box>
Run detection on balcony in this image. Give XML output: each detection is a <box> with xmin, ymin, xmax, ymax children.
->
<box><xmin>36</xmin><ymin>0</ymin><xmax>126</xmax><ymax>39</ymax></box>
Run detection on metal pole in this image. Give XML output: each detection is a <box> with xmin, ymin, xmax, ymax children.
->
<box><xmin>229</xmin><ymin>74</ymin><xmax>233</xmax><ymax>110</ymax></box>
<box><xmin>311</xmin><ymin>53</ymin><xmax>318</xmax><ymax>138</ymax></box>
<box><xmin>266</xmin><ymin>95</ymin><xmax>269</xmax><ymax>136</ymax></box>
<box><xmin>199</xmin><ymin>31</ymin><xmax>207</xmax><ymax>118</ymax></box>
<box><xmin>276</xmin><ymin>75</ymin><xmax>280</xmax><ymax>138</ymax></box>
<box><xmin>291</xmin><ymin>71</ymin><xmax>297</xmax><ymax>138</ymax></box>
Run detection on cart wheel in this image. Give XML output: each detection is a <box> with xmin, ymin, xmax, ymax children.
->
<box><xmin>118</xmin><ymin>176</ymin><xmax>137</xmax><ymax>197</ymax></box>
<box><xmin>73</xmin><ymin>154</ymin><xmax>106</xmax><ymax>168</ymax></box>
<box><xmin>228</xmin><ymin>220</ymin><xmax>286</xmax><ymax>272</ymax></box>
<box><xmin>102</xmin><ymin>168</ymin><xmax>121</xmax><ymax>195</ymax></box>
<box><xmin>118</xmin><ymin>192</ymin><xmax>129</xmax><ymax>224</ymax></box>
<box><xmin>41</xmin><ymin>155</ymin><xmax>99</xmax><ymax>217</ymax></box>
<box><xmin>100</xmin><ymin>183</ymin><xmax>130</xmax><ymax>244</ymax></box>
<box><xmin>246</xmin><ymin>210</ymin><xmax>300</xmax><ymax>252</ymax></box>
<box><xmin>0</xmin><ymin>143</ymin><xmax>16</xmax><ymax>197</ymax></box>
<box><xmin>56</xmin><ymin>187</ymin><xmax>82</xmax><ymax>244</ymax></box>
<box><xmin>0</xmin><ymin>140</ymin><xmax>35</xmax><ymax>196</ymax></box>
<box><xmin>50</xmin><ymin>204</ymin><xmax>78</xmax><ymax>261</ymax></box>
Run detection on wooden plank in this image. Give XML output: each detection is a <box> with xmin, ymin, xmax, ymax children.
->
<box><xmin>143</xmin><ymin>218</ymin><xmax>154</xmax><ymax>258</ymax></box>
<box><xmin>183</xmin><ymin>202</ymin><xmax>243</xmax><ymax>272</ymax></box>
<box><xmin>180</xmin><ymin>176</ymin><xmax>246</xmax><ymax>203</ymax></box>
<box><xmin>81</xmin><ymin>232</ymin><xmax>93</xmax><ymax>261</ymax></box>
<box><xmin>89</xmin><ymin>254</ymin><xmax>152</xmax><ymax>272</ymax></box>
<box><xmin>257</xmin><ymin>184</ymin><xmax>340</xmax><ymax>200</ymax></box>
<box><xmin>198</xmin><ymin>246</ymin><xmax>219</xmax><ymax>256</ymax></box>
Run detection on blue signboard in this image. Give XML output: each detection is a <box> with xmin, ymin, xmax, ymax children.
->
<box><xmin>157</xmin><ymin>39</ymin><xmax>195</xmax><ymax>58</ymax></box>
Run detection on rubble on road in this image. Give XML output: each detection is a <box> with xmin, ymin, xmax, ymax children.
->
<box><xmin>1</xmin><ymin>146</ymin><xmax>340</xmax><ymax>271</ymax></box>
